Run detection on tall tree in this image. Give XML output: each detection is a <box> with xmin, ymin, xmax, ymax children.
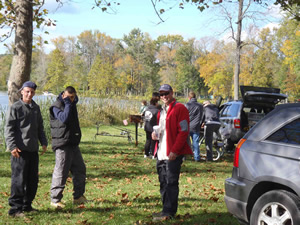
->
<box><xmin>7</xmin><ymin>0</ymin><xmax>33</xmax><ymax>104</ymax></box>
<box><xmin>87</xmin><ymin>55</ymin><xmax>115</xmax><ymax>95</ymax></box>
<box><xmin>175</xmin><ymin>39</ymin><xmax>204</xmax><ymax>96</ymax></box>
<box><xmin>44</xmin><ymin>49</ymin><xmax>66</xmax><ymax>93</ymax></box>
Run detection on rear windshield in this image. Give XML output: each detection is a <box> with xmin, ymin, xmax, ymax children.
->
<box><xmin>220</xmin><ymin>104</ymin><xmax>240</xmax><ymax>117</ymax></box>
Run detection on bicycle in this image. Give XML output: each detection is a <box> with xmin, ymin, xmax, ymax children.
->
<box><xmin>198</xmin><ymin>129</ymin><xmax>225</xmax><ymax>161</ymax></box>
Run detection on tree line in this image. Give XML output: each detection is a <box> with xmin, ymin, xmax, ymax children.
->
<box><xmin>0</xmin><ymin>16</ymin><xmax>299</xmax><ymax>101</ymax></box>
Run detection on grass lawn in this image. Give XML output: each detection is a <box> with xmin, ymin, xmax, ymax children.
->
<box><xmin>0</xmin><ymin>125</ymin><xmax>239</xmax><ymax>225</ymax></box>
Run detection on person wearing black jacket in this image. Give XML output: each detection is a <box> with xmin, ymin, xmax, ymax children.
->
<box><xmin>202</xmin><ymin>101</ymin><xmax>221</xmax><ymax>161</ymax></box>
<box><xmin>185</xmin><ymin>92</ymin><xmax>203</xmax><ymax>161</ymax></box>
<box><xmin>5</xmin><ymin>81</ymin><xmax>47</xmax><ymax>217</ymax></box>
<box><xmin>143</xmin><ymin>98</ymin><xmax>159</xmax><ymax>158</ymax></box>
<box><xmin>49</xmin><ymin>86</ymin><xmax>87</xmax><ymax>209</ymax></box>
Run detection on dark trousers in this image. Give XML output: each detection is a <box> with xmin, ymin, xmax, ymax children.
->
<box><xmin>204</xmin><ymin>124</ymin><xmax>221</xmax><ymax>161</ymax></box>
<box><xmin>9</xmin><ymin>151</ymin><xmax>39</xmax><ymax>215</ymax></box>
<box><xmin>156</xmin><ymin>156</ymin><xmax>183</xmax><ymax>216</ymax></box>
<box><xmin>144</xmin><ymin>131</ymin><xmax>155</xmax><ymax>156</ymax></box>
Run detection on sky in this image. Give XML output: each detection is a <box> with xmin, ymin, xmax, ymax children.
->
<box><xmin>0</xmin><ymin>0</ymin><xmax>282</xmax><ymax>54</ymax></box>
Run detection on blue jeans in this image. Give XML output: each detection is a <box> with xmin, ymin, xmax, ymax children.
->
<box><xmin>190</xmin><ymin>132</ymin><xmax>200</xmax><ymax>161</ymax></box>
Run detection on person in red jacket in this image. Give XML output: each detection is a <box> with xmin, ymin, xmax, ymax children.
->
<box><xmin>151</xmin><ymin>84</ymin><xmax>193</xmax><ymax>221</ymax></box>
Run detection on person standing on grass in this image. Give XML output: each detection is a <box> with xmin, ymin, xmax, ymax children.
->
<box><xmin>49</xmin><ymin>86</ymin><xmax>87</xmax><ymax>209</ymax></box>
<box><xmin>151</xmin><ymin>84</ymin><xmax>193</xmax><ymax>221</ymax></box>
<box><xmin>5</xmin><ymin>81</ymin><xmax>48</xmax><ymax>217</ymax></box>
<box><xmin>139</xmin><ymin>100</ymin><xmax>147</xmax><ymax>128</ymax></box>
<box><xmin>143</xmin><ymin>97</ymin><xmax>159</xmax><ymax>158</ymax></box>
<box><xmin>201</xmin><ymin>100</ymin><xmax>221</xmax><ymax>161</ymax></box>
<box><xmin>185</xmin><ymin>92</ymin><xmax>203</xmax><ymax>162</ymax></box>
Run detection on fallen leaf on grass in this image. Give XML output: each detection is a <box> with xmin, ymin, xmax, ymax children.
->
<box><xmin>208</xmin><ymin>218</ymin><xmax>216</xmax><ymax>223</ymax></box>
<box><xmin>0</xmin><ymin>192</ymin><xmax>9</xmax><ymax>197</ymax></box>
<box><xmin>78</xmin><ymin>204</ymin><xmax>86</xmax><ymax>208</ymax></box>
<box><xmin>187</xmin><ymin>177</ymin><xmax>193</xmax><ymax>184</ymax></box>
<box><xmin>209</xmin><ymin>196</ymin><xmax>219</xmax><ymax>202</ymax></box>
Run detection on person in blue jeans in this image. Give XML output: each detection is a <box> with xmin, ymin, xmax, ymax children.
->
<box><xmin>185</xmin><ymin>92</ymin><xmax>203</xmax><ymax>161</ymax></box>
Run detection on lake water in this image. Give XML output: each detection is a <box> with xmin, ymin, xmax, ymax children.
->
<box><xmin>0</xmin><ymin>91</ymin><xmax>140</xmax><ymax>111</ymax></box>
<box><xmin>0</xmin><ymin>91</ymin><xmax>55</xmax><ymax>110</ymax></box>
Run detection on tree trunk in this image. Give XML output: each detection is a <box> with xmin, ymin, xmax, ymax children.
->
<box><xmin>7</xmin><ymin>0</ymin><xmax>33</xmax><ymax>105</ymax></box>
<box><xmin>233</xmin><ymin>0</ymin><xmax>243</xmax><ymax>100</ymax></box>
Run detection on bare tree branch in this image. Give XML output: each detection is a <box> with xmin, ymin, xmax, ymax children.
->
<box><xmin>150</xmin><ymin>0</ymin><xmax>165</xmax><ymax>24</ymax></box>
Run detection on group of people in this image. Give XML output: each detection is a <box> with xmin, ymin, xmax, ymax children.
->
<box><xmin>186</xmin><ymin>92</ymin><xmax>221</xmax><ymax>162</ymax></box>
<box><xmin>5</xmin><ymin>82</ymin><xmax>87</xmax><ymax>217</ymax></box>
<box><xmin>142</xmin><ymin>89</ymin><xmax>221</xmax><ymax>162</ymax></box>
<box><xmin>5</xmin><ymin>81</ymin><xmax>220</xmax><ymax>222</ymax></box>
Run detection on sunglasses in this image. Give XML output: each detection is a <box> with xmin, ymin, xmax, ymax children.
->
<box><xmin>159</xmin><ymin>92</ymin><xmax>170</xmax><ymax>97</ymax></box>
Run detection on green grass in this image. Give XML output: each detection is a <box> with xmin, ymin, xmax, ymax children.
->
<box><xmin>0</xmin><ymin>125</ymin><xmax>239</xmax><ymax>225</ymax></box>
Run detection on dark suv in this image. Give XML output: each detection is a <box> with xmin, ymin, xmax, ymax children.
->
<box><xmin>219</xmin><ymin>86</ymin><xmax>287</xmax><ymax>151</ymax></box>
<box><xmin>225</xmin><ymin>103</ymin><xmax>300</xmax><ymax>224</ymax></box>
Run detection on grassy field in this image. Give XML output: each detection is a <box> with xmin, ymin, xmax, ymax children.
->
<box><xmin>0</xmin><ymin>125</ymin><xmax>240</xmax><ymax>225</ymax></box>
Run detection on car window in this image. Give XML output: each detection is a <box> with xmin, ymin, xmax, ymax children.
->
<box><xmin>220</xmin><ymin>105</ymin><xmax>229</xmax><ymax>117</ymax></box>
<box><xmin>266</xmin><ymin>118</ymin><xmax>300</xmax><ymax>145</ymax></box>
<box><xmin>220</xmin><ymin>104</ymin><xmax>239</xmax><ymax>117</ymax></box>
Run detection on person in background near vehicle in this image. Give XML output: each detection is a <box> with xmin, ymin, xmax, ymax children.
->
<box><xmin>143</xmin><ymin>98</ymin><xmax>159</xmax><ymax>158</ymax></box>
<box><xmin>152</xmin><ymin>92</ymin><xmax>162</xmax><ymax>110</ymax></box>
<box><xmin>202</xmin><ymin>100</ymin><xmax>221</xmax><ymax>161</ymax></box>
<box><xmin>5</xmin><ymin>81</ymin><xmax>47</xmax><ymax>217</ymax></box>
<box><xmin>50</xmin><ymin>86</ymin><xmax>87</xmax><ymax>209</ymax></box>
<box><xmin>185</xmin><ymin>92</ymin><xmax>203</xmax><ymax>162</ymax></box>
<box><xmin>151</xmin><ymin>84</ymin><xmax>193</xmax><ymax>221</ymax></box>
<box><xmin>139</xmin><ymin>100</ymin><xmax>147</xmax><ymax>128</ymax></box>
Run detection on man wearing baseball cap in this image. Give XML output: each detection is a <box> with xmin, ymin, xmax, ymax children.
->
<box><xmin>5</xmin><ymin>81</ymin><xmax>47</xmax><ymax>217</ymax></box>
<box><xmin>151</xmin><ymin>84</ymin><xmax>193</xmax><ymax>221</ymax></box>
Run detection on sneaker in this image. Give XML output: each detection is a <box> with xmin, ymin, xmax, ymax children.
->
<box><xmin>152</xmin><ymin>212</ymin><xmax>173</xmax><ymax>222</ymax></box>
<box><xmin>23</xmin><ymin>207</ymin><xmax>39</xmax><ymax>213</ymax></box>
<box><xmin>152</xmin><ymin>211</ymin><xmax>164</xmax><ymax>217</ymax></box>
<box><xmin>144</xmin><ymin>155</ymin><xmax>148</xmax><ymax>158</ymax></box>
<box><xmin>50</xmin><ymin>201</ymin><xmax>65</xmax><ymax>209</ymax></box>
<box><xmin>73</xmin><ymin>195</ymin><xmax>88</xmax><ymax>205</ymax></box>
<box><xmin>9</xmin><ymin>211</ymin><xmax>25</xmax><ymax>217</ymax></box>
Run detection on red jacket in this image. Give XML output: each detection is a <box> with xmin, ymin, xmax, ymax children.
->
<box><xmin>154</xmin><ymin>99</ymin><xmax>193</xmax><ymax>157</ymax></box>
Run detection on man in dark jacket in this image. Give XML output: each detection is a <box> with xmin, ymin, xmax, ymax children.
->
<box><xmin>202</xmin><ymin>101</ymin><xmax>221</xmax><ymax>161</ymax></box>
<box><xmin>143</xmin><ymin>98</ymin><xmax>159</xmax><ymax>158</ymax></box>
<box><xmin>5</xmin><ymin>81</ymin><xmax>47</xmax><ymax>217</ymax></box>
<box><xmin>185</xmin><ymin>92</ymin><xmax>203</xmax><ymax>161</ymax></box>
<box><xmin>50</xmin><ymin>86</ymin><xmax>87</xmax><ymax>209</ymax></box>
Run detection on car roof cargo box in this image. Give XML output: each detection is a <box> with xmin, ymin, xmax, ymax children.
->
<box><xmin>240</xmin><ymin>86</ymin><xmax>287</xmax><ymax>107</ymax></box>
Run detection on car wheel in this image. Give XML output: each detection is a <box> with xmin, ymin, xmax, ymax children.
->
<box><xmin>250</xmin><ymin>190</ymin><xmax>300</xmax><ymax>225</ymax></box>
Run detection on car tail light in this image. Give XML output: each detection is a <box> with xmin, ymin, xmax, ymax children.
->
<box><xmin>234</xmin><ymin>119</ymin><xmax>241</xmax><ymax>128</ymax></box>
<box><xmin>234</xmin><ymin>138</ymin><xmax>246</xmax><ymax>168</ymax></box>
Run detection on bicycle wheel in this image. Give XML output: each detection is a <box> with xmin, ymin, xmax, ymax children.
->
<box><xmin>199</xmin><ymin>136</ymin><xmax>222</xmax><ymax>161</ymax></box>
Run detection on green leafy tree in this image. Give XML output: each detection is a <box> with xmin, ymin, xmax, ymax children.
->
<box><xmin>0</xmin><ymin>54</ymin><xmax>12</xmax><ymax>88</ymax></box>
<box><xmin>65</xmin><ymin>55</ymin><xmax>87</xmax><ymax>91</ymax></box>
<box><xmin>156</xmin><ymin>34</ymin><xmax>184</xmax><ymax>90</ymax></box>
<box><xmin>87</xmin><ymin>55</ymin><xmax>115</xmax><ymax>95</ymax></box>
<box><xmin>251</xmin><ymin>28</ymin><xmax>280</xmax><ymax>87</ymax></box>
<box><xmin>175</xmin><ymin>39</ymin><xmax>205</xmax><ymax>96</ymax></box>
<box><xmin>44</xmin><ymin>49</ymin><xmax>66</xmax><ymax>93</ymax></box>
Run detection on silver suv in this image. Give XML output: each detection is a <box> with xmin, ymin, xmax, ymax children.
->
<box><xmin>225</xmin><ymin>103</ymin><xmax>300</xmax><ymax>224</ymax></box>
<box><xmin>219</xmin><ymin>86</ymin><xmax>287</xmax><ymax>151</ymax></box>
